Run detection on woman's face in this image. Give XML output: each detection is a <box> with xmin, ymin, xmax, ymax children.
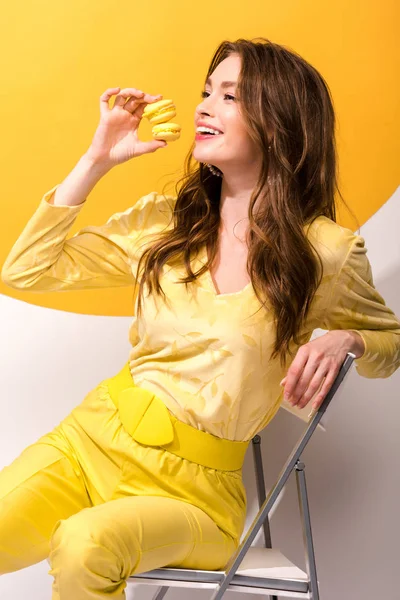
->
<box><xmin>193</xmin><ymin>54</ymin><xmax>260</xmax><ymax>173</ymax></box>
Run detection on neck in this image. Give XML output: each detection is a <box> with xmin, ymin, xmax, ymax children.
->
<box><xmin>218</xmin><ymin>164</ymin><xmax>260</xmax><ymax>239</ymax></box>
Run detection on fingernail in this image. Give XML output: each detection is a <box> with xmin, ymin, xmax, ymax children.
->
<box><xmin>284</xmin><ymin>393</ymin><xmax>290</xmax><ymax>400</ymax></box>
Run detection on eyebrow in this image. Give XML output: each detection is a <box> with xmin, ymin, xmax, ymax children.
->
<box><xmin>205</xmin><ymin>77</ymin><xmax>237</xmax><ymax>89</ymax></box>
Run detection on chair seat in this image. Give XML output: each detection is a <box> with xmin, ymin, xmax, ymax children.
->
<box><xmin>131</xmin><ymin>547</ymin><xmax>310</xmax><ymax>596</ymax></box>
<box><xmin>236</xmin><ymin>547</ymin><xmax>308</xmax><ymax>580</ymax></box>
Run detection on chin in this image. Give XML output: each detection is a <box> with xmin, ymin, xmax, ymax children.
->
<box><xmin>193</xmin><ymin>147</ymin><xmax>206</xmax><ymax>162</ymax></box>
<box><xmin>193</xmin><ymin>149</ymin><xmax>217</xmax><ymax>166</ymax></box>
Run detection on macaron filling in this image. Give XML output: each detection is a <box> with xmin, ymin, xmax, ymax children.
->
<box><xmin>153</xmin><ymin>125</ymin><xmax>181</xmax><ymax>133</ymax></box>
<box><xmin>154</xmin><ymin>107</ymin><xmax>174</xmax><ymax>115</ymax></box>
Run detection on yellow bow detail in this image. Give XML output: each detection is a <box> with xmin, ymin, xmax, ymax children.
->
<box><xmin>117</xmin><ymin>387</ymin><xmax>174</xmax><ymax>446</ymax></box>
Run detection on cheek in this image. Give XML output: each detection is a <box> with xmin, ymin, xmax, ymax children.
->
<box><xmin>227</xmin><ymin>126</ymin><xmax>256</xmax><ymax>154</ymax></box>
<box><xmin>225</xmin><ymin>115</ymin><xmax>253</xmax><ymax>147</ymax></box>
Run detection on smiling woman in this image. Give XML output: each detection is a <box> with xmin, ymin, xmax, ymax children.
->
<box><xmin>1</xmin><ymin>36</ymin><xmax>400</xmax><ymax>600</ymax></box>
<box><xmin>137</xmin><ymin>39</ymin><xmax>398</xmax><ymax>370</ymax></box>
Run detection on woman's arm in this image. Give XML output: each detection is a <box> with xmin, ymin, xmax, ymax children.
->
<box><xmin>1</xmin><ymin>86</ymin><xmax>174</xmax><ymax>292</ymax></box>
<box><xmin>1</xmin><ymin>178</ymin><xmax>173</xmax><ymax>292</ymax></box>
<box><xmin>48</xmin><ymin>152</ymin><xmax>111</xmax><ymax>207</ymax></box>
<box><xmin>321</xmin><ymin>234</ymin><xmax>400</xmax><ymax>378</ymax></box>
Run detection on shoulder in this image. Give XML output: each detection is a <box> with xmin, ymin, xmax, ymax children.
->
<box><xmin>132</xmin><ymin>191</ymin><xmax>177</xmax><ymax>218</ymax></box>
<box><xmin>304</xmin><ymin>215</ymin><xmax>366</xmax><ymax>276</ymax></box>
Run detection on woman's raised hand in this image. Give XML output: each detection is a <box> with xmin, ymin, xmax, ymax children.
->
<box><xmin>85</xmin><ymin>87</ymin><xmax>168</xmax><ymax>169</ymax></box>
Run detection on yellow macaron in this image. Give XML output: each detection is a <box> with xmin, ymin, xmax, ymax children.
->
<box><xmin>152</xmin><ymin>122</ymin><xmax>181</xmax><ymax>142</ymax></box>
<box><xmin>142</xmin><ymin>99</ymin><xmax>177</xmax><ymax>124</ymax></box>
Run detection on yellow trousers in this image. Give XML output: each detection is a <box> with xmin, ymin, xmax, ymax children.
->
<box><xmin>0</xmin><ymin>367</ymin><xmax>247</xmax><ymax>599</ymax></box>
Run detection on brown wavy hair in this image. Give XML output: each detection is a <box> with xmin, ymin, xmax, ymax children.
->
<box><xmin>136</xmin><ymin>37</ymin><xmax>358</xmax><ymax>368</ymax></box>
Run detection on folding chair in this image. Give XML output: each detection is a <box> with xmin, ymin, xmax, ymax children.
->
<box><xmin>129</xmin><ymin>351</ymin><xmax>356</xmax><ymax>599</ymax></box>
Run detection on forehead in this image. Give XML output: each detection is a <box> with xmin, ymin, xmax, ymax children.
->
<box><xmin>207</xmin><ymin>54</ymin><xmax>241</xmax><ymax>86</ymax></box>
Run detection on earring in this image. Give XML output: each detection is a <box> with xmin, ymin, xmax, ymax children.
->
<box><xmin>205</xmin><ymin>163</ymin><xmax>223</xmax><ymax>177</ymax></box>
<box><xmin>268</xmin><ymin>144</ymin><xmax>271</xmax><ymax>152</ymax></box>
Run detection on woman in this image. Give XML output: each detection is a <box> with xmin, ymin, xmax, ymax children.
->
<box><xmin>1</xmin><ymin>37</ymin><xmax>399</xmax><ymax>599</ymax></box>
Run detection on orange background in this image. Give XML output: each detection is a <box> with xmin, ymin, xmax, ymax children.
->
<box><xmin>0</xmin><ymin>0</ymin><xmax>398</xmax><ymax>316</ymax></box>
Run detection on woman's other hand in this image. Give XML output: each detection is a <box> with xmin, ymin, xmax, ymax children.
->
<box><xmin>279</xmin><ymin>330</ymin><xmax>365</xmax><ymax>411</ymax></box>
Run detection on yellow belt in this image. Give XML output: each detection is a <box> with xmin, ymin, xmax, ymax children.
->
<box><xmin>103</xmin><ymin>363</ymin><xmax>249</xmax><ymax>472</ymax></box>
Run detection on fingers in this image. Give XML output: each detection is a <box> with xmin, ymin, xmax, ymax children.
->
<box><xmin>138</xmin><ymin>139</ymin><xmax>168</xmax><ymax>155</ymax></box>
<box><xmin>294</xmin><ymin>367</ymin><xmax>327</xmax><ymax>409</ymax></box>
<box><xmin>113</xmin><ymin>88</ymin><xmax>145</xmax><ymax>108</ymax></box>
<box><xmin>99</xmin><ymin>88</ymin><xmax>163</xmax><ymax>117</ymax></box>
<box><xmin>281</xmin><ymin>350</ymin><xmax>308</xmax><ymax>404</ymax></box>
<box><xmin>288</xmin><ymin>360</ymin><xmax>319</xmax><ymax>407</ymax></box>
<box><xmin>99</xmin><ymin>87</ymin><xmax>121</xmax><ymax>117</ymax></box>
<box><xmin>309</xmin><ymin>371</ymin><xmax>336</xmax><ymax>410</ymax></box>
<box><xmin>123</xmin><ymin>90</ymin><xmax>163</xmax><ymax>113</ymax></box>
<box><xmin>115</xmin><ymin>88</ymin><xmax>162</xmax><ymax>113</ymax></box>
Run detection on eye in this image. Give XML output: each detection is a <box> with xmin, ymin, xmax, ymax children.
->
<box><xmin>200</xmin><ymin>91</ymin><xmax>236</xmax><ymax>101</ymax></box>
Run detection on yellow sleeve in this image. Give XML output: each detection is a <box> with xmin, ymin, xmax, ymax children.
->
<box><xmin>321</xmin><ymin>233</ymin><xmax>400</xmax><ymax>378</ymax></box>
<box><xmin>1</xmin><ymin>185</ymin><xmax>174</xmax><ymax>292</ymax></box>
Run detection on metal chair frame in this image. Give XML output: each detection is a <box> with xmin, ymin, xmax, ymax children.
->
<box><xmin>130</xmin><ymin>352</ymin><xmax>356</xmax><ymax>599</ymax></box>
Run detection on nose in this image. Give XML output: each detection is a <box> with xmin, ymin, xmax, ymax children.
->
<box><xmin>195</xmin><ymin>94</ymin><xmax>215</xmax><ymax>120</ymax></box>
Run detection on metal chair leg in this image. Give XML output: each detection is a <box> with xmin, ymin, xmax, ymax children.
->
<box><xmin>252</xmin><ymin>436</ymin><xmax>279</xmax><ymax>600</ymax></box>
<box><xmin>152</xmin><ymin>586</ymin><xmax>169</xmax><ymax>599</ymax></box>
<box><xmin>252</xmin><ymin>436</ymin><xmax>273</xmax><ymax>548</ymax></box>
<box><xmin>295</xmin><ymin>462</ymin><xmax>319</xmax><ymax>600</ymax></box>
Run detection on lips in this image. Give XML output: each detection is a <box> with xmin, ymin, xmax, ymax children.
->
<box><xmin>195</xmin><ymin>132</ymin><xmax>222</xmax><ymax>141</ymax></box>
<box><xmin>196</xmin><ymin>121</ymin><xmax>224</xmax><ymax>134</ymax></box>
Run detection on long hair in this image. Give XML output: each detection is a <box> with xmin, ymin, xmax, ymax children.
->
<box><xmin>136</xmin><ymin>37</ymin><xmax>358</xmax><ymax>367</ymax></box>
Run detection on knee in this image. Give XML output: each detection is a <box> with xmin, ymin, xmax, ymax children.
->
<box><xmin>48</xmin><ymin>509</ymin><xmax>135</xmax><ymax>583</ymax></box>
<box><xmin>50</xmin><ymin>513</ymin><xmax>92</xmax><ymax>568</ymax></box>
<box><xmin>49</xmin><ymin>511</ymin><xmax>119</xmax><ymax>580</ymax></box>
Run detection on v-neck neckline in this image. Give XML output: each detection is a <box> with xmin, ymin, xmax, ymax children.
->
<box><xmin>197</xmin><ymin>246</ymin><xmax>253</xmax><ymax>299</ymax></box>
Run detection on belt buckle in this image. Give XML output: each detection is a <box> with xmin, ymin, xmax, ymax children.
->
<box><xmin>117</xmin><ymin>387</ymin><xmax>174</xmax><ymax>446</ymax></box>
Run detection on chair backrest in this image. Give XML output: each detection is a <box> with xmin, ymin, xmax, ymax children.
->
<box><xmin>250</xmin><ymin>350</ymin><xmax>356</xmax><ymax>548</ymax></box>
<box><xmin>213</xmin><ymin>352</ymin><xmax>356</xmax><ymax>599</ymax></box>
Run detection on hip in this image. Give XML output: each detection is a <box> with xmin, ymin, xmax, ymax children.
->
<box><xmin>49</xmin><ymin>365</ymin><xmax>248</xmax><ymax>541</ymax></box>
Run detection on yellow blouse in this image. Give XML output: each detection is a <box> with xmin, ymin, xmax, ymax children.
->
<box><xmin>2</xmin><ymin>186</ymin><xmax>400</xmax><ymax>441</ymax></box>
